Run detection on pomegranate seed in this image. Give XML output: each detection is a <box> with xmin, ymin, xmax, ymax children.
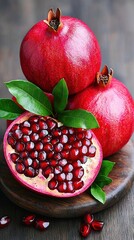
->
<box><xmin>0</xmin><ymin>216</ymin><xmax>11</xmax><ymax>229</ymax></box>
<box><xmin>59</xmin><ymin>159</ymin><xmax>67</xmax><ymax>166</ymax></box>
<box><xmin>23</xmin><ymin>158</ymin><xmax>33</xmax><ymax>167</ymax></box>
<box><xmin>64</xmin><ymin>143</ymin><xmax>72</xmax><ymax>150</ymax></box>
<box><xmin>53</xmin><ymin>153</ymin><xmax>61</xmax><ymax>160</ymax></box>
<box><xmin>91</xmin><ymin>220</ymin><xmax>104</xmax><ymax>231</ymax></box>
<box><xmin>73</xmin><ymin>180</ymin><xmax>84</xmax><ymax>190</ymax></box>
<box><xmin>15</xmin><ymin>162</ymin><xmax>25</xmax><ymax>174</ymax></box>
<box><xmin>39</xmin><ymin>119</ymin><xmax>48</xmax><ymax>129</ymax></box>
<box><xmin>80</xmin><ymin>156</ymin><xmax>88</xmax><ymax>164</ymax></box>
<box><xmin>84</xmin><ymin>213</ymin><xmax>94</xmax><ymax>225</ymax></box>
<box><xmin>48</xmin><ymin>179</ymin><xmax>58</xmax><ymax>190</ymax></box>
<box><xmin>80</xmin><ymin>145</ymin><xmax>88</xmax><ymax>155</ymax></box>
<box><xmin>42</xmin><ymin>166</ymin><xmax>53</xmax><ymax>178</ymax></box>
<box><xmin>26</xmin><ymin>142</ymin><xmax>34</xmax><ymax>151</ymax></box>
<box><xmin>39</xmin><ymin>130</ymin><xmax>48</xmax><ymax>138</ymax></box>
<box><xmin>46</xmin><ymin>118</ymin><xmax>57</xmax><ymax>130</ymax></box>
<box><xmin>61</xmin><ymin>150</ymin><xmax>69</xmax><ymax>159</ymax></box>
<box><xmin>58</xmin><ymin>182</ymin><xmax>67</xmax><ymax>192</ymax></box>
<box><xmin>51</xmin><ymin>138</ymin><xmax>59</xmax><ymax>145</ymax></box>
<box><xmin>14</xmin><ymin>129</ymin><xmax>23</xmax><ymax>139</ymax></box>
<box><xmin>88</xmin><ymin>145</ymin><xmax>96</xmax><ymax>157</ymax></box>
<box><xmin>61</xmin><ymin>128</ymin><xmax>68</xmax><ymax>134</ymax></box>
<box><xmin>52</xmin><ymin>128</ymin><xmax>61</xmax><ymax>137</ymax></box>
<box><xmin>35</xmin><ymin>142</ymin><xmax>43</xmax><ymax>151</ymax></box>
<box><xmin>30</xmin><ymin>133</ymin><xmax>39</xmax><ymax>141</ymax></box>
<box><xmin>73</xmin><ymin>167</ymin><xmax>84</xmax><ymax>179</ymax></box>
<box><xmin>21</xmin><ymin>127</ymin><xmax>32</xmax><ymax>135</ymax></box>
<box><xmin>66</xmin><ymin>172</ymin><xmax>73</xmax><ymax>181</ymax></box>
<box><xmin>73</xmin><ymin>140</ymin><xmax>82</xmax><ymax>148</ymax></box>
<box><xmin>80</xmin><ymin>223</ymin><xmax>91</xmax><ymax>237</ymax></box>
<box><xmin>85</xmin><ymin>130</ymin><xmax>92</xmax><ymax>139</ymax></box>
<box><xmin>34</xmin><ymin>219</ymin><xmax>50</xmax><ymax>231</ymax></box>
<box><xmin>56</xmin><ymin>172</ymin><xmax>66</xmax><ymax>181</ymax></box>
<box><xmin>20</xmin><ymin>151</ymin><xmax>28</xmax><ymax>158</ymax></box>
<box><xmin>72</xmin><ymin>160</ymin><xmax>81</xmax><ymax>168</ymax></box>
<box><xmin>54</xmin><ymin>143</ymin><xmax>63</xmax><ymax>152</ymax></box>
<box><xmin>47</xmin><ymin>151</ymin><xmax>54</xmax><ymax>159</ymax></box>
<box><xmin>7</xmin><ymin>135</ymin><xmax>16</xmax><ymax>147</ymax></box>
<box><xmin>82</xmin><ymin>139</ymin><xmax>91</xmax><ymax>146</ymax></box>
<box><xmin>43</xmin><ymin>143</ymin><xmax>53</xmax><ymax>152</ymax></box>
<box><xmin>69</xmin><ymin>135</ymin><xmax>76</xmax><ymax>143</ymax></box>
<box><xmin>67</xmin><ymin>181</ymin><xmax>74</xmax><ymax>193</ymax></box>
<box><xmin>22</xmin><ymin>135</ymin><xmax>30</xmax><ymax>142</ymax></box>
<box><xmin>39</xmin><ymin>161</ymin><xmax>49</xmax><ymax>169</ymax></box>
<box><xmin>29</xmin><ymin>151</ymin><xmax>38</xmax><ymax>159</ymax></box>
<box><xmin>49</xmin><ymin>159</ymin><xmax>58</xmax><ymax>167</ymax></box>
<box><xmin>22</xmin><ymin>214</ymin><xmax>36</xmax><ymax>226</ymax></box>
<box><xmin>60</xmin><ymin>135</ymin><xmax>68</xmax><ymax>144</ymax></box>
<box><xmin>24</xmin><ymin>167</ymin><xmax>38</xmax><ymax>177</ymax></box>
<box><xmin>11</xmin><ymin>123</ymin><xmax>19</xmax><ymax>131</ymax></box>
<box><xmin>54</xmin><ymin>166</ymin><xmax>62</xmax><ymax>174</ymax></box>
<box><xmin>38</xmin><ymin>151</ymin><xmax>47</xmax><ymax>161</ymax></box>
<box><xmin>32</xmin><ymin>159</ymin><xmax>40</xmax><ymax>169</ymax></box>
<box><xmin>10</xmin><ymin>153</ymin><xmax>19</xmax><ymax>163</ymax></box>
<box><xmin>68</xmin><ymin>128</ymin><xmax>74</xmax><ymax>134</ymax></box>
<box><xmin>42</xmin><ymin>135</ymin><xmax>52</xmax><ymax>143</ymax></box>
<box><xmin>63</xmin><ymin>164</ymin><xmax>73</xmax><ymax>173</ymax></box>
<box><xmin>29</xmin><ymin>116</ymin><xmax>39</xmax><ymax>123</ymax></box>
<box><xmin>15</xmin><ymin>141</ymin><xmax>25</xmax><ymax>152</ymax></box>
<box><xmin>69</xmin><ymin>148</ymin><xmax>79</xmax><ymax>160</ymax></box>
<box><xmin>23</xmin><ymin>120</ymin><xmax>31</xmax><ymax>127</ymax></box>
<box><xmin>76</xmin><ymin>132</ymin><xmax>84</xmax><ymax>140</ymax></box>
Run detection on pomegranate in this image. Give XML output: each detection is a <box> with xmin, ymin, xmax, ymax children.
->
<box><xmin>34</xmin><ymin>219</ymin><xmax>50</xmax><ymax>231</ymax></box>
<box><xmin>91</xmin><ymin>220</ymin><xmax>104</xmax><ymax>231</ymax></box>
<box><xmin>0</xmin><ymin>216</ymin><xmax>11</xmax><ymax>229</ymax></box>
<box><xmin>3</xmin><ymin>111</ymin><xmax>102</xmax><ymax>198</ymax></box>
<box><xmin>80</xmin><ymin>223</ymin><xmax>91</xmax><ymax>237</ymax></box>
<box><xmin>20</xmin><ymin>8</ymin><xmax>101</xmax><ymax>95</ymax></box>
<box><xmin>22</xmin><ymin>214</ymin><xmax>36</xmax><ymax>226</ymax></box>
<box><xmin>68</xmin><ymin>66</ymin><xmax>134</xmax><ymax>157</ymax></box>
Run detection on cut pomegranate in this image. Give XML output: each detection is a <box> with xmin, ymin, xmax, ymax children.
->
<box><xmin>0</xmin><ymin>216</ymin><xmax>11</xmax><ymax>229</ymax></box>
<box><xmin>4</xmin><ymin>112</ymin><xmax>103</xmax><ymax>198</ymax></box>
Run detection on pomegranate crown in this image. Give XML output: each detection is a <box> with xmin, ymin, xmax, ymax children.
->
<box><xmin>44</xmin><ymin>8</ymin><xmax>63</xmax><ymax>31</ymax></box>
<box><xmin>96</xmin><ymin>65</ymin><xmax>113</xmax><ymax>87</ymax></box>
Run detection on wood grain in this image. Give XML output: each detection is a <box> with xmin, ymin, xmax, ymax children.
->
<box><xmin>0</xmin><ymin>141</ymin><xmax>134</xmax><ymax>218</ymax></box>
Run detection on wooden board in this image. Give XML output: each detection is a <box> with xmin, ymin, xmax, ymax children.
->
<box><xmin>0</xmin><ymin>141</ymin><xmax>134</xmax><ymax>218</ymax></box>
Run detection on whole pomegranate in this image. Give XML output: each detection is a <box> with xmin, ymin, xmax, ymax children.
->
<box><xmin>20</xmin><ymin>8</ymin><xmax>101</xmax><ymax>95</ymax></box>
<box><xmin>4</xmin><ymin>112</ymin><xmax>102</xmax><ymax>198</ymax></box>
<box><xmin>68</xmin><ymin>66</ymin><xmax>134</xmax><ymax>157</ymax></box>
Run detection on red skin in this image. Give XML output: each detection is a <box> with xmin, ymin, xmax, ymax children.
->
<box><xmin>68</xmin><ymin>78</ymin><xmax>134</xmax><ymax>157</ymax></box>
<box><xmin>20</xmin><ymin>16</ymin><xmax>101</xmax><ymax>95</ymax></box>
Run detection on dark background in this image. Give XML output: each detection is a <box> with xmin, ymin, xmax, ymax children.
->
<box><xmin>0</xmin><ymin>1</ymin><xmax>134</xmax><ymax>239</ymax></box>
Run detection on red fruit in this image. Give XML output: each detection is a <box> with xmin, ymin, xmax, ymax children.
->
<box><xmin>68</xmin><ymin>65</ymin><xmax>134</xmax><ymax>157</ymax></box>
<box><xmin>80</xmin><ymin>223</ymin><xmax>91</xmax><ymax>237</ymax></box>
<box><xmin>22</xmin><ymin>214</ymin><xmax>36</xmax><ymax>226</ymax></box>
<box><xmin>0</xmin><ymin>216</ymin><xmax>11</xmax><ymax>229</ymax></box>
<box><xmin>91</xmin><ymin>220</ymin><xmax>104</xmax><ymax>231</ymax></box>
<box><xmin>3</xmin><ymin>112</ymin><xmax>103</xmax><ymax>198</ymax></box>
<box><xmin>34</xmin><ymin>219</ymin><xmax>50</xmax><ymax>231</ymax></box>
<box><xmin>84</xmin><ymin>213</ymin><xmax>94</xmax><ymax>225</ymax></box>
<box><xmin>20</xmin><ymin>8</ymin><xmax>101</xmax><ymax>95</ymax></box>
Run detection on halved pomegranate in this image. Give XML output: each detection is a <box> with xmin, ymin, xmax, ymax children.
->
<box><xmin>4</xmin><ymin>112</ymin><xmax>103</xmax><ymax>198</ymax></box>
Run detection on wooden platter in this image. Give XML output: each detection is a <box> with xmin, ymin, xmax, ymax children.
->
<box><xmin>0</xmin><ymin>140</ymin><xmax>134</xmax><ymax>218</ymax></box>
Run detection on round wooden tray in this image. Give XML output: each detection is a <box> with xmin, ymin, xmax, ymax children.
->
<box><xmin>0</xmin><ymin>141</ymin><xmax>134</xmax><ymax>218</ymax></box>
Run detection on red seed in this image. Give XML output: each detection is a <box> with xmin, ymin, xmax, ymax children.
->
<box><xmin>35</xmin><ymin>142</ymin><xmax>43</xmax><ymax>151</ymax></box>
<box><xmin>88</xmin><ymin>145</ymin><xmax>96</xmax><ymax>157</ymax></box>
<box><xmin>10</xmin><ymin>153</ymin><xmax>19</xmax><ymax>163</ymax></box>
<box><xmin>69</xmin><ymin>148</ymin><xmax>79</xmax><ymax>160</ymax></box>
<box><xmin>15</xmin><ymin>141</ymin><xmax>25</xmax><ymax>152</ymax></box>
<box><xmin>38</xmin><ymin>151</ymin><xmax>47</xmax><ymax>161</ymax></box>
<box><xmin>30</xmin><ymin>133</ymin><xmax>39</xmax><ymax>142</ymax></box>
<box><xmin>15</xmin><ymin>162</ymin><xmax>25</xmax><ymax>174</ymax></box>
<box><xmin>23</xmin><ymin>158</ymin><xmax>33</xmax><ymax>167</ymax></box>
<box><xmin>73</xmin><ymin>180</ymin><xmax>84</xmax><ymax>190</ymax></box>
<box><xmin>39</xmin><ymin>130</ymin><xmax>49</xmax><ymax>138</ymax></box>
<box><xmin>7</xmin><ymin>135</ymin><xmax>16</xmax><ymax>147</ymax></box>
<box><xmin>46</xmin><ymin>118</ymin><xmax>57</xmax><ymax>130</ymax></box>
<box><xmin>14</xmin><ymin>129</ymin><xmax>23</xmax><ymax>139</ymax></box>
<box><xmin>29</xmin><ymin>151</ymin><xmax>38</xmax><ymax>159</ymax></box>
<box><xmin>39</xmin><ymin>119</ymin><xmax>48</xmax><ymax>129</ymax></box>
<box><xmin>80</xmin><ymin>223</ymin><xmax>91</xmax><ymax>237</ymax></box>
<box><xmin>26</xmin><ymin>142</ymin><xmax>34</xmax><ymax>151</ymax></box>
<box><xmin>22</xmin><ymin>214</ymin><xmax>36</xmax><ymax>226</ymax></box>
<box><xmin>91</xmin><ymin>220</ymin><xmax>104</xmax><ymax>231</ymax></box>
<box><xmin>48</xmin><ymin>179</ymin><xmax>58</xmax><ymax>190</ymax></box>
<box><xmin>54</xmin><ymin>143</ymin><xmax>63</xmax><ymax>152</ymax></box>
<box><xmin>73</xmin><ymin>167</ymin><xmax>84</xmax><ymax>179</ymax></box>
<box><xmin>0</xmin><ymin>216</ymin><xmax>11</xmax><ymax>229</ymax></box>
<box><xmin>63</xmin><ymin>164</ymin><xmax>73</xmax><ymax>173</ymax></box>
<box><xmin>60</xmin><ymin>135</ymin><xmax>68</xmax><ymax>144</ymax></box>
<box><xmin>22</xmin><ymin>135</ymin><xmax>30</xmax><ymax>143</ymax></box>
<box><xmin>84</xmin><ymin>213</ymin><xmax>94</xmax><ymax>225</ymax></box>
<box><xmin>56</xmin><ymin>172</ymin><xmax>66</xmax><ymax>181</ymax></box>
<box><xmin>21</xmin><ymin>127</ymin><xmax>32</xmax><ymax>135</ymax></box>
<box><xmin>24</xmin><ymin>167</ymin><xmax>38</xmax><ymax>177</ymax></box>
<box><xmin>34</xmin><ymin>219</ymin><xmax>50</xmax><ymax>231</ymax></box>
<box><xmin>58</xmin><ymin>182</ymin><xmax>67</xmax><ymax>192</ymax></box>
<box><xmin>43</xmin><ymin>143</ymin><xmax>53</xmax><ymax>152</ymax></box>
<box><xmin>54</xmin><ymin>166</ymin><xmax>62</xmax><ymax>174</ymax></box>
<box><xmin>42</xmin><ymin>166</ymin><xmax>53</xmax><ymax>178</ymax></box>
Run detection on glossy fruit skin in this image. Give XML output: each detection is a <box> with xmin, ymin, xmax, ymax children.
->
<box><xmin>20</xmin><ymin>16</ymin><xmax>101</xmax><ymax>95</ymax></box>
<box><xmin>68</xmin><ymin>78</ymin><xmax>134</xmax><ymax>157</ymax></box>
<box><xmin>4</xmin><ymin>112</ymin><xmax>103</xmax><ymax>198</ymax></box>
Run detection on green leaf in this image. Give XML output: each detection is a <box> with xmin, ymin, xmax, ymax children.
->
<box><xmin>57</xmin><ymin>109</ymin><xmax>99</xmax><ymax>129</ymax></box>
<box><xmin>90</xmin><ymin>183</ymin><xmax>106</xmax><ymax>204</ymax></box>
<box><xmin>95</xmin><ymin>175</ymin><xmax>112</xmax><ymax>188</ymax></box>
<box><xmin>0</xmin><ymin>99</ymin><xmax>24</xmax><ymax>120</ymax></box>
<box><xmin>5</xmin><ymin>80</ymin><xmax>53</xmax><ymax>117</ymax></box>
<box><xmin>52</xmin><ymin>78</ymin><xmax>68</xmax><ymax>113</ymax></box>
<box><xmin>99</xmin><ymin>160</ymin><xmax>115</xmax><ymax>176</ymax></box>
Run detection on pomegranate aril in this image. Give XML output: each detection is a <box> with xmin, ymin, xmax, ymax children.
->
<box><xmin>40</xmin><ymin>161</ymin><xmax>49</xmax><ymax>169</ymax></box>
<box><xmin>85</xmin><ymin>131</ymin><xmax>92</xmax><ymax>139</ymax></box>
<box><xmin>22</xmin><ymin>135</ymin><xmax>30</xmax><ymax>142</ymax></box>
<box><xmin>84</xmin><ymin>213</ymin><xmax>94</xmax><ymax>225</ymax></box>
<box><xmin>73</xmin><ymin>180</ymin><xmax>84</xmax><ymax>190</ymax></box>
<box><xmin>69</xmin><ymin>135</ymin><xmax>76</xmax><ymax>143</ymax></box>
<box><xmin>15</xmin><ymin>162</ymin><xmax>25</xmax><ymax>173</ymax></box>
<box><xmin>59</xmin><ymin>159</ymin><xmax>67</xmax><ymax>166</ymax></box>
<box><xmin>64</xmin><ymin>143</ymin><xmax>72</xmax><ymax>150</ymax></box>
<box><xmin>26</xmin><ymin>142</ymin><xmax>34</xmax><ymax>151</ymax></box>
<box><xmin>54</xmin><ymin>143</ymin><xmax>63</xmax><ymax>152</ymax></box>
<box><xmin>46</xmin><ymin>118</ymin><xmax>57</xmax><ymax>130</ymax></box>
<box><xmin>88</xmin><ymin>145</ymin><xmax>96</xmax><ymax>157</ymax></box>
<box><xmin>32</xmin><ymin>159</ymin><xmax>40</xmax><ymax>169</ymax></box>
<box><xmin>35</xmin><ymin>142</ymin><xmax>43</xmax><ymax>151</ymax></box>
<box><xmin>22</xmin><ymin>214</ymin><xmax>36</xmax><ymax>226</ymax></box>
<box><xmin>61</xmin><ymin>150</ymin><xmax>69</xmax><ymax>159</ymax></box>
<box><xmin>39</xmin><ymin>119</ymin><xmax>48</xmax><ymax>129</ymax></box>
<box><xmin>11</xmin><ymin>123</ymin><xmax>19</xmax><ymax>131</ymax></box>
<box><xmin>66</xmin><ymin>172</ymin><xmax>73</xmax><ymax>181</ymax></box>
<box><xmin>39</xmin><ymin>130</ymin><xmax>48</xmax><ymax>138</ymax></box>
<box><xmin>47</xmin><ymin>151</ymin><xmax>54</xmax><ymax>159</ymax></box>
<box><xmin>68</xmin><ymin>128</ymin><xmax>74</xmax><ymax>134</ymax></box>
<box><xmin>15</xmin><ymin>141</ymin><xmax>25</xmax><ymax>152</ymax></box>
<box><xmin>24</xmin><ymin>167</ymin><xmax>38</xmax><ymax>177</ymax></box>
<box><xmin>61</xmin><ymin>128</ymin><xmax>68</xmax><ymax>135</ymax></box>
<box><xmin>60</xmin><ymin>135</ymin><xmax>68</xmax><ymax>144</ymax></box>
<box><xmin>73</xmin><ymin>140</ymin><xmax>82</xmax><ymax>148</ymax></box>
<box><xmin>52</xmin><ymin>128</ymin><xmax>61</xmax><ymax>137</ymax></box>
<box><xmin>80</xmin><ymin>223</ymin><xmax>91</xmax><ymax>237</ymax></box>
<box><xmin>53</xmin><ymin>153</ymin><xmax>61</xmax><ymax>160</ymax></box>
<box><xmin>14</xmin><ymin>129</ymin><xmax>23</xmax><ymax>139</ymax></box>
<box><xmin>63</xmin><ymin>164</ymin><xmax>73</xmax><ymax>173</ymax></box>
<box><xmin>82</xmin><ymin>139</ymin><xmax>91</xmax><ymax>146</ymax></box>
<box><xmin>67</xmin><ymin>181</ymin><xmax>74</xmax><ymax>193</ymax></box>
<box><xmin>38</xmin><ymin>151</ymin><xmax>47</xmax><ymax>161</ymax></box>
<box><xmin>73</xmin><ymin>167</ymin><xmax>84</xmax><ymax>179</ymax></box>
<box><xmin>69</xmin><ymin>148</ymin><xmax>79</xmax><ymax>160</ymax></box>
<box><xmin>34</xmin><ymin>219</ymin><xmax>50</xmax><ymax>231</ymax></box>
<box><xmin>43</xmin><ymin>143</ymin><xmax>53</xmax><ymax>152</ymax></box>
<box><xmin>51</xmin><ymin>138</ymin><xmax>59</xmax><ymax>145</ymax></box>
<box><xmin>56</xmin><ymin>172</ymin><xmax>66</xmax><ymax>181</ymax></box>
<box><xmin>0</xmin><ymin>216</ymin><xmax>11</xmax><ymax>229</ymax></box>
<box><xmin>29</xmin><ymin>151</ymin><xmax>38</xmax><ymax>159</ymax></box>
<box><xmin>21</xmin><ymin>127</ymin><xmax>32</xmax><ymax>135</ymax></box>
<box><xmin>80</xmin><ymin>145</ymin><xmax>88</xmax><ymax>155</ymax></box>
<box><xmin>30</xmin><ymin>133</ymin><xmax>39</xmax><ymax>142</ymax></box>
<box><xmin>42</xmin><ymin>166</ymin><xmax>53</xmax><ymax>178</ymax></box>
<box><xmin>58</xmin><ymin>182</ymin><xmax>67</xmax><ymax>192</ymax></box>
<box><xmin>49</xmin><ymin>159</ymin><xmax>58</xmax><ymax>167</ymax></box>
<box><xmin>7</xmin><ymin>135</ymin><xmax>16</xmax><ymax>147</ymax></box>
<box><xmin>76</xmin><ymin>132</ymin><xmax>84</xmax><ymax>140</ymax></box>
<box><xmin>91</xmin><ymin>220</ymin><xmax>104</xmax><ymax>231</ymax></box>
<box><xmin>54</xmin><ymin>166</ymin><xmax>62</xmax><ymax>174</ymax></box>
<box><xmin>80</xmin><ymin>156</ymin><xmax>88</xmax><ymax>164</ymax></box>
<box><xmin>23</xmin><ymin>120</ymin><xmax>31</xmax><ymax>127</ymax></box>
<box><xmin>10</xmin><ymin>153</ymin><xmax>19</xmax><ymax>163</ymax></box>
<box><xmin>72</xmin><ymin>160</ymin><xmax>81</xmax><ymax>168</ymax></box>
<box><xmin>48</xmin><ymin>179</ymin><xmax>58</xmax><ymax>190</ymax></box>
<box><xmin>20</xmin><ymin>151</ymin><xmax>28</xmax><ymax>158</ymax></box>
<box><xmin>23</xmin><ymin>157</ymin><xmax>33</xmax><ymax>167</ymax></box>
<box><xmin>42</xmin><ymin>135</ymin><xmax>52</xmax><ymax>143</ymax></box>
<box><xmin>29</xmin><ymin>115</ymin><xmax>39</xmax><ymax>123</ymax></box>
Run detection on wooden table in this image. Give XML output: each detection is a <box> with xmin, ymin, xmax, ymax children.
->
<box><xmin>0</xmin><ymin>1</ymin><xmax>134</xmax><ymax>239</ymax></box>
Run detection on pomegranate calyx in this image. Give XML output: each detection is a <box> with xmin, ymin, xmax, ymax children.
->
<box><xmin>96</xmin><ymin>65</ymin><xmax>113</xmax><ymax>87</ymax></box>
<box><xmin>44</xmin><ymin>8</ymin><xmax>62</xmax><ymax>31</ymax></box>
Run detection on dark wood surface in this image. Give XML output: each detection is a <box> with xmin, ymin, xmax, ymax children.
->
<box><xmin>0</xmin><ymin>1</ymin><xmax>134</xmax><ymax>239</ymax></box>
<box><xmin>0</xmin><ymin>141</ymin><xmax>134</xmax><ymax>219</ymax></box>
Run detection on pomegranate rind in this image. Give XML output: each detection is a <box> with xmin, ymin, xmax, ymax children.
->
<box><xmin>3</xmin><ymin>112</ymin><xmax>103</xmax><ymax>198</ymax></box>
